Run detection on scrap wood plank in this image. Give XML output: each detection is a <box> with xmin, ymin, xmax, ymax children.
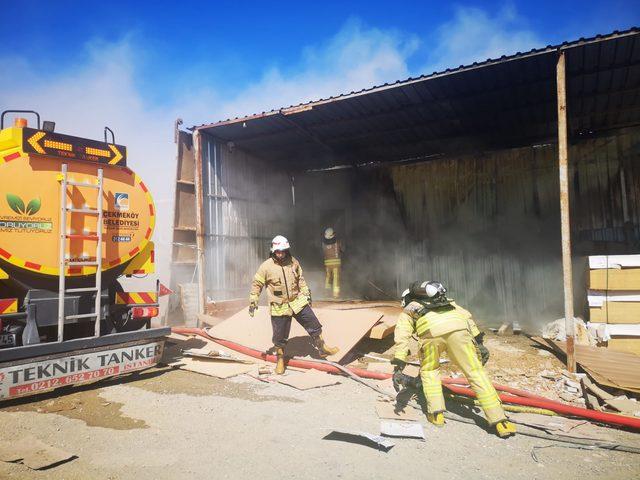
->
<box><xmin>531</xmin><ymin>337</ymin><xmax>640</xmax><ymax>393</ymax></box>
<box><xmin>207</xmin><ymin>307</ymin><xmax>383</xmax><ymax>363</ymax></box>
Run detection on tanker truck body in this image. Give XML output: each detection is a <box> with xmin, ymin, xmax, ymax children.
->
<box><xmin>0</xmin><ymin>111</ymin><xmax>168</xmax><ymax>401</ymax></box>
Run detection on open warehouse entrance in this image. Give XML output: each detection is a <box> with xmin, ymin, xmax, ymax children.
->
<box><xmin>172</xmin><ymin>29</ymin><xmax>640</xmax><ymax>331</ymax></box>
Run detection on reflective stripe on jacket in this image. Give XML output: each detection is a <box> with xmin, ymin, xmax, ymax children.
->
<box><xmin>393</xmin><ymin>301</ymin><xmax>480</xmax><ymax>361</ymax></box>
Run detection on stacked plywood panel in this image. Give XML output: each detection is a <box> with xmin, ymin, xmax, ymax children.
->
<box><xmin>588</xmin><ymin>255</ymin><xmax>640</xmax><ymax>356</ymax></box>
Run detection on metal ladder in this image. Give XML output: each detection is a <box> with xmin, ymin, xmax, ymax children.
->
<box><xmin>57</xmin><ymin>164</ymin><xmax>104</xmax><ymax>342</ymax></box>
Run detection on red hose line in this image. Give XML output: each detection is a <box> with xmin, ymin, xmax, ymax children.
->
<box><xmin>172</xmin><ymin>327</ymin><xmax>640</xmax><ymax>430</ymax></box>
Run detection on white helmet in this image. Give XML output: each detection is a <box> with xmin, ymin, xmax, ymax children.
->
<box><xmin>271</xmin><ymin>235</ymin><xmax>290</xmax><ymax>253</ymax></box>
<box><xmin>324</xmin><ymin>227</ymin><xmax>335</xmax><ymax>240</ymax></box>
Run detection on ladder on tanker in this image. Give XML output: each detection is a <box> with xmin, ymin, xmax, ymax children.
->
<box><xmin>57</xmin><ymin>164</ymin><xmax>104</xmax><ymax>342</ymax></box>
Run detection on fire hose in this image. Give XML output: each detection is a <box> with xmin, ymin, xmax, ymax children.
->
<box><xmin>171</xmin><ymin>327</ymin><xmax>640</xmax><ymax>431</ymax></box>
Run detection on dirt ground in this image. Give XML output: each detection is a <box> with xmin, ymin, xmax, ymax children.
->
<box><xmin>1</xmin><ymin>330</ymin><xmax>640</xmax><ymax>479</ymax></box>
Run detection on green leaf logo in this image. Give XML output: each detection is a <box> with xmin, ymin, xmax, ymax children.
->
<box><xmin>6</xmin><ymin>194</ymin><xmax>25</xmax><ymax>215</ymax></box>
<box><xmin>26</xmin><ymin>197</ymin><xmax>41</xmax><ymax>215</ymax></box>
<box><xmin>6</xmin><ymin>194</ymin><xmax>41</xmax><ymax>216</ymax></box>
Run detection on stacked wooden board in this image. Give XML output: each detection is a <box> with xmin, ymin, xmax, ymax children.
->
<box><xmin>588</xmin><ymin>255</ymin><xmax>640</xmax><ymax>355</ymax></box>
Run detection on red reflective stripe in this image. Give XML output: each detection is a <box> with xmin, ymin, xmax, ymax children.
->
<box><xmin>129</xmin><ymin>247</ymin><xmax>140</xmax><ymax>256</ymax></box>
<box><xmin>133</xmin><ymin>269</ymin><xmax>145</xmax><ymax>274</ymax></box>
<box><xmin>24</xmin><ymin>261</ymin><xmax>41</xmax><ymax>271</ymax></box>
<box><xmin>149</xmin><ymin>204</ymin><xmax>154</xmax><ymax>216</ymax></box>
<box><xmin>0</xmin><ymin>298</ymin><xmax>17</xmax><ymax>313</ymax></box>
<box><xmin>0</xmin><ymin>248</ymin><xmax>10</xmax><ymax>259</ymax></box>
<box><xmin>145</xmin><ymin>227</ymin><xmax>152</xmax><ymax>239</ymax></box>
<box><xmin>3</xmin><ymin>152</ymin><xmax>20</xmax><ymax>162</ymax></box>
<box><xmin>68</xmin><ymin>267</ymin><xmax>82</xmax><ymax>274</ymax></box>
<box><xmin>123</xmin><ymin>167</ymin><xmax>133</xmax><ymax>175</ymax></box>
<box><xmin>139</xmin><ymin>181</ymin><xmax>148</xmax><ymax>192</ymax></box>
<box><xmin>109</xmin><ymin>259</ymin><xmax>120</xmax><ymax>266</ymax></box>
<box><xmin>139</xmin><ymin>292</ymin><xmax>155</xmax><ymax>303</ymax></box>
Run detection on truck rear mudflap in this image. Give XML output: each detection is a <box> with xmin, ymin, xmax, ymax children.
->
<box><xmin>0</xmin><ymin>327</ymin><xmax>169</xmax><ymax>401</ymax></box>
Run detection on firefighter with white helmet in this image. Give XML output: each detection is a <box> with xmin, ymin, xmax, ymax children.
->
<box><xmin>392</xmin><ymin>280</ymin><xmax>516</xmax><ymax>438</ymax></box>
<box><xmin>249</xmin><ymin>235</ymin><xmax>339</xmax><ymax>374</ymax></box>
<box><xmin>322</xmin><ymin>227</ymin><xmax>343</xmax><ymax>298</ymax></box>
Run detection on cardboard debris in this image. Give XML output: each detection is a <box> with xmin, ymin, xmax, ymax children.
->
<box><xmin>366</xmin><ymin>362</ymin><xmax>395</xmax><ymax>375</ymax></box>
<box><xmin>0</xmin><ymin>436</ymin><xmax>75</xmax><ymax>470</ymax></box>
<box><xmin>323</xmin><ymin>430</ymin><xmax>395</xmax><ymax>451</ymax></box>
<box><xmin>169</xmin><ymin>356</ymin><xmax>255</xmax><ymax>379</ymax></box>
<box><xmin>581</xmin><ymin>376</ymin><xmax>614</xmax><ymax>401</ymax></box>
<box><xmin>369</xmin><ymin>317</ymin><xmax>397</xmax><ymax>339</ymax></box>
<box><xmin>604</xmin><ymin>396</ymin><xmax>640</xmax><ymax>416</ymax></box>
<box><xmin>375</xmin><ymin>401</ymin><xmax>421</xmax><ymax>421</ymax></box>
<box><xmin>375</xmin><ymin>378</ymin><xmax>397</xmax><ymax>397</ymax></box>
<box><xmin>207</xmin><ymin>307</ymin><xmax>383</xmax><ymax>362</ymax></box>
<box><xmin>531</xmin><ymin>337</ymin><xmax>640</xmax><ymax>393</ymax></box>
<box><xmin>276</xmin><ymin>369</ymin><xmax>342</xmax><ymax>390</ymax></box>
<box><xmin>182</xmin><ymin>348</ymin><xmax>252</xmax><ymax>363</ymax></box>
<box><xmin>380</xmin><ymin>421</ymin><xmax>425</xmax><ymax>440</ymax></box>
<box><xmin>508</xmin><ymin>413</ymin><xmax>614</xmax><ymax>442</ymax></box>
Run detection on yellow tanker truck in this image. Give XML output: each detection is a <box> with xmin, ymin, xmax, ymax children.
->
<box><xmin>0</xmin><ymin>110</ymin><xmax>168</xmax><ymax>400</ymax></box>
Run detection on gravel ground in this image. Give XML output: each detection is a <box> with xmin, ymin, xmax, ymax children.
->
<box><xmin>1</xmin><ymin>366</ymin><xmax>639</xmax><ymax>479</ymax></box>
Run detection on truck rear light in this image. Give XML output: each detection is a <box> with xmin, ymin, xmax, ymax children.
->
<box><xmin>131</xmin><ymin>306</ymin><xmax>159</xmax><ymax>318</ymax></box>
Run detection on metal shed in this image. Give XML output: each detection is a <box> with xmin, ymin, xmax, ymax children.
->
<box><xmin>172</xmin><ymin>29</ymin><xmax>640</xmax><ymax>351</ymax></box>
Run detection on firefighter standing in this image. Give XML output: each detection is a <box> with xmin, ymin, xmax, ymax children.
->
<box><xmin>249</xmin><ymin>235</ymin><xmax>339</xmax><ymax>374</ymax></box>
<box><xmin>391</xmin><ymin>281</ymin><xmax>516</xmax><ymax>438</ymax></box>
<box><xmin>322</xmin><ymin>227</ymin><xmax>342</xmax><ymax>299</ymax></box>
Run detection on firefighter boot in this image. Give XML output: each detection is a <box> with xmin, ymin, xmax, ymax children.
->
<box><xmin>427</xmin><ymin>412</ymin><xmax>445</xmax><ymax>427</ymax></box>
<box><xmin>495</xmin><ymin>420</ymin><xmax>517</xmax><ymax>438</ymax></box>
<box><xmin>312</xmin><ymin>334</ymin><xmax>339</xmax><ymax>357</ymax></box>
<box><xmin>275</xmin><ymin>347</ymin><xmax>286</xmax><ymax>375</ymax></box>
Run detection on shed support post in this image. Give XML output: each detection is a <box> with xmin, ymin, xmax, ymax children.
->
<box><xmin>193</xmin><ymin>130</ymin><xmax>206</xmax><ymax>323</ymax></box>
<box><xmin>557</xmin><ymin>50</ymin><xmax>576</xmax><ymax>373</ymax></box>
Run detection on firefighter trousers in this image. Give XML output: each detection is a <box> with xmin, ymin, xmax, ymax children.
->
<box><xmin>419</xmin><ymin>329</ymin><xmax>507</xmax><ymax>425</ymax></box>
<box><xmin>324</xmin><ymin>265</ymin><xmax>340</xmax><ymax>298</ymax></box>
<box><xmin>271</xmin><ymin>305</ymin><xmax>323</xmax><ymax>348</ymax></box>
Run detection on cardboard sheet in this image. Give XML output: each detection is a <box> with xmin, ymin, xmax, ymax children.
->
<box><xmin>532</xmin><ymin>337</ymin><xmax>640</xmax><ymax>393</ymax></box>
<box><xmin>0</xmin><ymin>436</ymin><xmax>75</xmax><ymax>470</ymax></box>
<box><xmin>207</xmin><ymin>307</ymin><xmax>383</xmax><ymax>363</ymax></box>
<box><xmin>169</xmin><ymin>356</ymin><xmax>255</xmax><ymax>379</ymax></box>
<box><xmin>276</xmin><ymin>369</ymin><xmax>342</xmax><ymax>390</ymax></box>
<box><xmin>369</xmin><ymin>317</ymin><xmax>398</xmax><ymax>339</ymax></box>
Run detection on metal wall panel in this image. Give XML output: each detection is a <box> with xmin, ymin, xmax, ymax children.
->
<box><xmin>389</xmin><ymin>127</ymin><xmax>640</xmax><ymax>328</ymax></box>
<box><xmin>200</xmin><ymin>134</ymin><xmax>295</xmax><ymax>300</ymax></box>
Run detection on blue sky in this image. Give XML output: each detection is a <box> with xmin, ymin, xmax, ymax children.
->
<box><xmin>1</xmin><ymin>1</ymin><xmax>638</xmax><ymax>277</ymax></box>
<box><xmin>2</xmin><ymin>1</ymin><xmax>638</xmax><ymax>112</ymax></box>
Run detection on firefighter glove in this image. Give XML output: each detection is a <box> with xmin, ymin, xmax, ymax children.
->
<box><xmin>474</xmin><ymin>333</ymin><xmax>490</xmax><ymax>365</ymax></box>
<box><xmin>391</xmin><ymin>359</ymin><xmax>407</xmax><ymax>392</ymax></box>
<box><xmin>249</xmin><ymin>303</ymin><xmax>258</xmax><ymax>317</ymax></box>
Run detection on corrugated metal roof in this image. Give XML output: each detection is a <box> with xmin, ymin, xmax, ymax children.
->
<box><xmin>194</xmin><ymin>28</ymin><xmax>640</xmax><ymax>171</ymax></box>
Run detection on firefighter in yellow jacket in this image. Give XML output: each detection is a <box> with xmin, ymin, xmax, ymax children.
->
<box><xmin>391</xmin><ymin>281</ymin><xmax>516</xmax><ymax>438</ymax></box>
<box><xmin>322</xmin><ymin>227</ymin><xmax>342</xmax><ymax>298</ymax></box>
<box><xmin>250</xmin><ymin>235</ymin><xmax>339</xmax><ymax>374</ymax></box>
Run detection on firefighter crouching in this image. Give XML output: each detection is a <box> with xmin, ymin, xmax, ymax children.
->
<box><xmin>322</xmin><ymin>227</ymin><xmax>342</xmax><ymax>299</ymax></box>
<box><xmin>391</xmin><ymin>281</ymin><xmax>517</xmax><ymax>438</ymax></box>
<box><xmin>249</xmin><ymin>235</ymin><xmax>339</xmax><ymax>374</ymax></box>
